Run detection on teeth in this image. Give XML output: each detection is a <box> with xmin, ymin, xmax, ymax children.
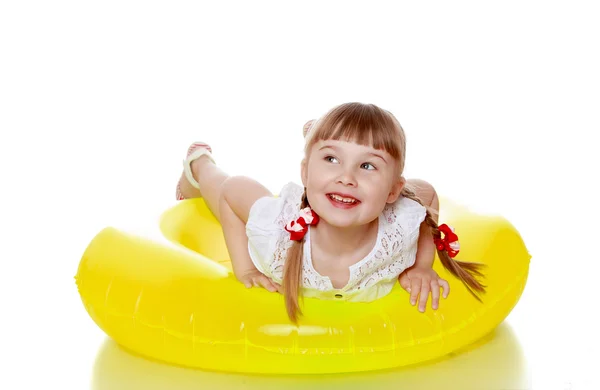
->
<box><xmin>329</xmin><ymin>194</ymin><xmax>357</xmax><ymax>203</ymax></box>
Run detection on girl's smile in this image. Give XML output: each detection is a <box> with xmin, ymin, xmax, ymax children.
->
<box><xmin>326</xmin><ymin>192</ymin><xmax>361</xmax><ymax>209</ymax></box>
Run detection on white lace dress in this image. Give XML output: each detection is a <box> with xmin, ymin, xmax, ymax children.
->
<box><xmin>245</xmin><ymin>182</ymin><xmax>427</xmax><ymax>302</ymax></box>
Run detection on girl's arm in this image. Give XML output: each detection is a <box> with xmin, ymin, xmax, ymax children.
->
<box><xmin>413</xmin><ymin>220</ymin><xmax>436</xmax><ymax>269</ymax></box>
<box><xmin>219</xmin><ymin>176</ymin><xmax>281</xmax><ymax>292</ymax></box>
<box><xmin>411</xmin><ymin>179</ymin><xmax>439</xmax><ymax>269</ymax></box>
<box><xmin>398</xmin><ymin>181</ymin><xmax>449</xmax><ymax>312</ymax></box>
<box><xmin>219</xmin><ymin>196</ymin><xmax>257</xmax><ymax>278</ymax></box>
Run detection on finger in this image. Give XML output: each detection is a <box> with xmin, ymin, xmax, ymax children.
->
<box><xmin>418</xmin><ymin>279</ymin><xmax>431</xmax><ymax>312</ymax></box>
<box><xmin>430</xmin><ymin>279</ymin><xmax>441</xmax><ymax>310</ymax></box>
<box><xmin>410</xmin><ymin>278</ymin><xmax>420</xmax><ymax>305</ymax></box>
<box><xmin>245</xmin><ymin>277</ymin><xmax>259</xmax><ymax>289</ymax></box>
<box><xmin>439</xmin><ymin>278</ymin><xmax>450</xmax><ymax>298</ymax></box>
<box><xmin>259</xmin><ymin>279</ymin><xmax>276</xmax><ymax>292</ymax></box>
<box><xmin>268</xmin><ymin>278</ymin><xmax>283</xmax><ymax>293</ymax></box>
<box><xmin>272</xmin><ymin>281</ymin><xmax>283</xmax><ymax>294</ymax></box>
<box><xmin>258</xmin><ymin>276</ymin><xmax>278</xmax><ymax>292</ymax></box>
<box><xmin>398</xmin><ymin>272</ymin><xmax>411</xmax><ymax>292</ymax></box>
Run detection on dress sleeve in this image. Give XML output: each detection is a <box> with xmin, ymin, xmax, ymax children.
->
<box><xmin>401</xmin><ymin>197</ymin><xmax>427</xmax><ymax>234</ymax></box>
<box><xmin>245</xmin><ymin>196</ymin><xmax>284</xmax><ymax>279</ymax></box>
<box><xmin>245</xmin><ymin>182</ymin><xmax>304</xmax><ymax>281</ymax></box>
<box><xmin>397</xmin><ymin>197</ymin><xmax>427</xmax><ymax>266</ymax></box>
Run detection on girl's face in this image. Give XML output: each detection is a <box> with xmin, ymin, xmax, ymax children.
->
<box><xmin>301</xmin><ymin>139</ymin><xmax>404</xmax><ymax>228</ymax></box>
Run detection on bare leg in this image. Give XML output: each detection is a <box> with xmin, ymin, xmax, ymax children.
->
<box><xmin>178</xmin><ymin>156</ymin><xmax>229</xmax><ymax>221</ymax></box>
<box><xmin>179</xmin><ymin>155</ymin><xmax>273</xmax><ymax>225</ymax></box>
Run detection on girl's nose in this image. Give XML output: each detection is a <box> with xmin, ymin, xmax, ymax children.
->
<box><xmin>336</xmin><ymin>169</ymin><xmax>357</xmax><ymax>187</ymax></box>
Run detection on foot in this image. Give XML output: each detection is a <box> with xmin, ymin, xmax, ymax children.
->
<box><xmin>176</xmin><ymin>142</ymin><xmax>214</xmax><ymax>200</ymax></box>
<box><xmin>303</xmin><ymin>119</ymin><xmax>316</xmax><ymax>138</ymax></box>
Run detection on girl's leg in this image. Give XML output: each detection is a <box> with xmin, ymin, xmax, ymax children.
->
<box><xmin>178</xmin><ymin>155</ymin><xmax>229</xmax><ymax>221</ymax></box>
<box><xmin>179</xmin><ymin>153</ymin><xmax>272</xmax><ymax>224</ymax></box>
<box><xmin>220</xmin><ymin>175</ymin><xmax>272</xmax><ymax>223</ymax></box>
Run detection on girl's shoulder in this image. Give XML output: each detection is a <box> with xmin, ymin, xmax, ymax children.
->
<box><xmin>382</xmin><ymin>196</ymin><xmax>427</xmax><ymax>227</ymax></box>
<box><xmin>246</xmin><ymin>181</ymin><xmax>304</xmax><ymax>233</ymax></box>
<box><xmin>376</xmin><ymin>196</ymin><xmax>428</xmax><ymax>255</ymax></box>
<box><xmin>279</xmin><ymin>181</ymin><xmax>304</xmax><ymax>204</ymax></box>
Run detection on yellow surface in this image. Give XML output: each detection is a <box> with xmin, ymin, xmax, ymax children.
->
<box><xmin>75</xmin><ymin>197</ymin><xmax>530</xmax><ymax>374</ymax></box>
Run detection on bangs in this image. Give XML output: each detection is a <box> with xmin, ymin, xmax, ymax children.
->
<box><xmin>306</xmin><ymin>103</ymin><xmax>404</xmax><ymax>160</ymax></box>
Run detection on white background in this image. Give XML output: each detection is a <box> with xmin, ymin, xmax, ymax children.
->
<box><xmin>1</xmin><ymin>1</ymin><xmax>598</xmax><ymax>389</ymax></box>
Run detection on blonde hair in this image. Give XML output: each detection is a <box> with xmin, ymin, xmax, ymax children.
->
<box><xmin>283</xmin><ymin>102</ymin><xmax>486</xmax><ymax>323</ymax></box>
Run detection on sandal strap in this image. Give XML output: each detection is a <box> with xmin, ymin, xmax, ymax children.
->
<box><xmin>182</xmin><ymin>146</ymin><xmax>214</xmax><ymax>189</ymax></box>
<box><xmin>187</xmin><ymin>142</ymin><xmax>212</xmax><ymax>157</ymax></box>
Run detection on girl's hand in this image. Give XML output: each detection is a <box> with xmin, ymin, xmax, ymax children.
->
<box><xmin>238</xmin><ymin>269</ymin><xmax>282</xmax><ymax>293</ymax></box>
<box><xmin>398</xmin><ymin>267</ymin><xmax>450</xmax><ymax>312</ymax></box>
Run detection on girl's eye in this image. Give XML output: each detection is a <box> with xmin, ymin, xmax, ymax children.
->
<box><xmin>361</xmin><ymin>162</ymin><xmax>376</xmax><ymax>170</ymax></box>
<box><xmin>325</xmin><ymin>156</ymin><xmax>338</xmax><ymax>163</ymax></box>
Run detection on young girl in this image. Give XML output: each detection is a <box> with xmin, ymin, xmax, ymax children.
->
<box><xmin>175</xmin><ymin>102</ymin><xmax>486</xmax><ymax>323</ymax></box>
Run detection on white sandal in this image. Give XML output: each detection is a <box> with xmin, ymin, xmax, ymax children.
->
<box><xmin>176</xmin><ymin>142</ymin><xmax>214</xmax><ymax>200</ymax></box>
<box><xmin>303</xmin><ymin>119</ymin><xmax>316</xmax><ymax>138</ymax></box>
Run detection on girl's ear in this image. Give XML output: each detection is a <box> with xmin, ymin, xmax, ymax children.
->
<box><xmin>387</xmin><ymin>176</ymin><xmax>405</xmax><ymax>204</ymax></box>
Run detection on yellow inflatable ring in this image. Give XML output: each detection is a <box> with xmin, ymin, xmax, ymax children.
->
<box><xmin>75</xmin><ymin>197</ymin><xmax>530</xmax><ymax>374</ymax></box>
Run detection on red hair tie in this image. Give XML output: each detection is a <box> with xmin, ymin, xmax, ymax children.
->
<box><xmin>434</xmin><ymin>224</ymin><xmax>460</xmax><ymax>258</ymax></box>
<box><xmin>285</xmin><ymin>207</ymin><xmax>319</xmax><ymax>241</ymax></box>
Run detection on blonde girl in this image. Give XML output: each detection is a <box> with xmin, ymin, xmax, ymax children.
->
<box><xmin>176</xmin><ymin>102</ymin><xmax>486</xmax><ymax>323</ymax></box>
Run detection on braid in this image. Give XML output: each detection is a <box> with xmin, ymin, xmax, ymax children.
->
<box><xmin>401</xmin><ymin>185</ymin><xmax>487</xmax><ymax>302</ymax></box>
<box><xmin>282</xmin><ymin>188</ymin><xmax>310</xmax><ymax>323</ymax></box>
<box><xmin>300</xmin><ymin>189</ymin><xmax>310</xmax><ymax>208</ymax></box>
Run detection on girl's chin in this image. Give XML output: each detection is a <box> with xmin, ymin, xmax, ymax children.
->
<box><xmin>312</xmin><ymin>214</ymin><xmax>365</xmax><ymax>229</ymax></box>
